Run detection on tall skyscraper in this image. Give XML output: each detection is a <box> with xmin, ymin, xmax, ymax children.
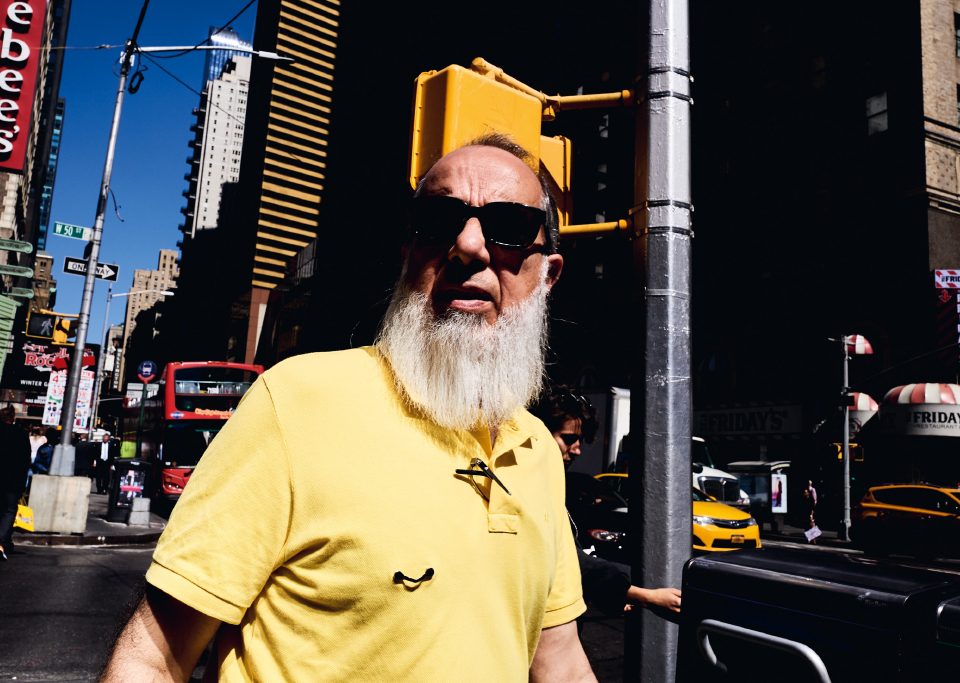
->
<box><xmin>117</xmin><ymin>250</ymin><xmax>179</xmax><ymax>389</ymax></box>
<box><xmin>203</xmin><ymin>26</ymin><xmax>252</xmax><ymax>86</ymax></box>
<box><xmin>223</xmin><ymin>0</ymin><xmax>339</xmax><ymax>363</ymax></box>
<box><xmin>36</xmin><ymin>98</ymin><xmax>65</xmax><ymax>251</ymax></box>
<box><xmin>181</xmin><ymin>55</ymin><xmax>251</xmax><ymax>239</ymax></box>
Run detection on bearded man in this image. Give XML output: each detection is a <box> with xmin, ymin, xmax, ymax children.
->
<box><xmin>102</xmin><ymin>135</ymin><xmax>595</xmax><ymax>682</ymax></box>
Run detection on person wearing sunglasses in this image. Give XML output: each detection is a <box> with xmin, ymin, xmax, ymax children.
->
<box><xmin>533</xmin><ymin>385</ymin><xmax>682</xmax><ymax>619</ymax></box>
<box><xmin>103</xmin><ymin>134</ymin><xmax>594</xmax><ymax>683</ymax></box>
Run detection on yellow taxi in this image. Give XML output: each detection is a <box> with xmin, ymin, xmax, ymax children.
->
<box><xmin>852</xmin><ymin>483</ymin><xmax>960</xmax><ymax>556</ymax></box>
<box><xmin>595</xmin><ymin>473</ymin><xmax>761</xmax><ymax>552</ymax></box>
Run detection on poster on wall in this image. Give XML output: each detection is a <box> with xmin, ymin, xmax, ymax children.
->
<box><xmin>41</xmin><ymin>368</ymin><xmax>94</xmax><ymax>432</ymax></box>
<box><xmin>771</xmin><ymin>473</ymin><xmax>788</xmax><ymax>514</ymax></box>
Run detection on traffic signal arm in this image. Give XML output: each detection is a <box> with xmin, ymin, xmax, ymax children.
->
<box><xmin>469</xmin><ymin>57</ymin><xmax>634</xmax><ymax>120</ymax></box>
<box><xmin>561</xmin><ymin>219</ymin><xmax>630</xmax><ymax>237</ymax></box>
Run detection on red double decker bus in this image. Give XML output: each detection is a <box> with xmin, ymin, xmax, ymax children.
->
<box><xmin>123</xmin><ymin>361</ymin><xmax>264</xmax><ymax>508</ymax></box>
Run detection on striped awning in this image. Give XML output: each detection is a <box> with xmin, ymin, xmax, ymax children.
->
<box><xmin>850</xmin><ymin>391</ymin><xmax>878</xmax><ymax>412</ymax></box>
<box><xmin>844</xmin><ymin>335</ymin><xmax>873</xmax><ymax>355</ymax></box>
<box><xmin>883</xmin><ymin>383</ymin><xmax>960</xmax><ymax>405</ymax></box>
<box><xmin>880</xmin><ymin>383</ymin><xmax>960</xmax><ymax>436</ymax></box>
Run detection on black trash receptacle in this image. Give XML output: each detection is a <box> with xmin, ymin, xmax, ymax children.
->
<box><xmin>677</xmin><ymin>548</ymin><xmax>960</xmax><ymax>682</ymax></box>
<box><xmin>106</xmin><ymin>459</ymin><xmax>151</xmax><ymax>523</ymax></box>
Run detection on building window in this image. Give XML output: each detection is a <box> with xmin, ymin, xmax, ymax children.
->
<box><xmin>865</xmin><ymin>92</ymin><xmax>888</xmax><ymax>135</ymax></box>
<box><xmin>955</xmin><ymin>13</ymin><xmax>960</xmax><ymax>57</ymax></box>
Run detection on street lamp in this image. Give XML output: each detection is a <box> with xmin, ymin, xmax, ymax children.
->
<box><xmin>50</xmin><ymin>0</ymin><xmax>293</xmax><ymax>476</ymax></box>
<box><xmin>838</xmin><ymin>334</ymin><xmax>873</xmax><ymax>542</ymax></box>
<box><xmin>88</xmin><ymin>285</ymin><xmax>174</xmax><ymax>433</ymax></box>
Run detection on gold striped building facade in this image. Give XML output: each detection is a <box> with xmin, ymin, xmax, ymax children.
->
<box><xmin>251</xmin><ymin>0</ymin><xmax>339</xmax><ymax>291</ymax></box>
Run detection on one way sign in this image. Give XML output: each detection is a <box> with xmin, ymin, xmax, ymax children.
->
<box><xmin>63</xmin><ymin>256</ymin><xmax>120</xmax><ymax>282</ymax></box>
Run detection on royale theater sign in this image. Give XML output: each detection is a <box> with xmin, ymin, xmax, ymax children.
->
<box><xmin>0</xmin><ymin>0</ymin><xmax>44</xmax><ymax>173</ymax></box>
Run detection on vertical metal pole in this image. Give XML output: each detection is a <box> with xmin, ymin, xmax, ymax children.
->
<box><xmin>50</xmin><ymin>0</ymin><xmax>150</xmax><ymax>475</ymax></box>
<box><xmin>627</xmin><ymin>0</ymin><xmax>693</xmax><ymax>680</ymax></box>
<box><xmin>840</xmin><ymin>340</ymin><xmax>851</xmax><ymax>541</ymax></box>
<box><xmin>88</xmin><ymin>285</ymin><xmax>113</xmax><ymax>433</ymax></box>
<box><xmin>135</xmin><ymin>380</ymin><xmax>147</xmax><ymax>459</ymax></box>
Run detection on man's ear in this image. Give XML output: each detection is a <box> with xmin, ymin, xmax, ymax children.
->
<box><xmin>544</xmin><ymin>253</ymin><xmax>563</xmax><ymax>290</ymax></box>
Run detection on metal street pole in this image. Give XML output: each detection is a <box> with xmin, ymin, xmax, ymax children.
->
<box><xmin>88</xmin><ymin>283</ymin><xmax>114</xmax><ymax>433</ymax></box>
<box><xmin>840</xmin><ymin>340</ymin><xmax>852</xmax><ymax>541</ymax></box>
<box><xmin>135</xmin><ymin>380</ymin><xmax>148</xmax><ymax>458</ymax></box>
<box><xmin>627</xmin><ymin>0</ymin><xmax>693</xmax><ymax>680</ymax></box>
<box><xmin>50</xmin><ymin>1</ymin><xmax>151</xmax><ymax>476</ymax></box>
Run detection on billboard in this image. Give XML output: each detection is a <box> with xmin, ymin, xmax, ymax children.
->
<box><xmin>0</xmin><ymin>0</ymin><xmax>47</xmax><ymax>173</ymax></box>
<box><xmin>1</xmin><ymin>336</ymin><xmax>99</xmax><ymax>395</ymax></box>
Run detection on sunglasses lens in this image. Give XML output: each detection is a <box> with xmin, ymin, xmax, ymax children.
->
<box><xmin>560</xmin><ymin>433</ymin><xmax>581</xmax><ymax>446</ymax></box>
<box><xmin>410</xmin><ymin>196</ymin><xmax>545</xmax><ymax>249</ymax></box>
<box><xmin>481</xmin><ymin>203</ymin><xmax>545</xmax><ymax>248</ymax></box>
<box><xmin>410</xmin><ymin>196</ymin><xmax>464</xmax><ymax>244</ymax></box>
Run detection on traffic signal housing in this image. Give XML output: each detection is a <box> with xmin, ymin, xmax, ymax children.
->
<box><xmin>26</xmin><ymin>309</ymin><xmax>77</xmax><ymax>345</ymax></box>
<box><xmin>409</xmin><ymin>63</ymin><xmax>573</xmax><ymax>227</ymax></box>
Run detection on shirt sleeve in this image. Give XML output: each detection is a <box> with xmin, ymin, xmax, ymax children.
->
<box><xmin>541</xmin><ymin>449</ymin><xmax>587</xmax><ymax>628</ymax></box>
<box><xmin>146</xmin><ymin>375</ymin><xmax>292</xmax><ymax>625</ymax></box>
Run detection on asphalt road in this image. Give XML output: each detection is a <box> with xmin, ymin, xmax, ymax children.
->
<box><xmin>0</xmin><ymin>544</ymin><xmax>629</xmax><ymax>682</ymax></box>
<box><xmin>0</xmin><ymin>545</ymin><xmax>151</xmax><ymax>682</ymax></box>
<box><xmin>7</xmin><ymin>539</ymin><xmax>917</xmax><ymax>682</ymax></box>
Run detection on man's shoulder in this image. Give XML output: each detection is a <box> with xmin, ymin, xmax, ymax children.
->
<box><xmin>264</xmin><ymin>347</ymin><xmax>381</xmax><ymax>381</ymax></box>
<box><xmin>259</xmin><ymin>346</ymin><xmax>391</xmax><ymax>402</ymax></box>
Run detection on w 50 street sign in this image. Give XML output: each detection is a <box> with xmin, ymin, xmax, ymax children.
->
<box><xmin>53</xmin><ymin>221</ymin><xmax>91</xmax><ymax>241</ymax></box>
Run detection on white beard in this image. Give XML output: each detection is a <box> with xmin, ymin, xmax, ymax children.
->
<box><xmin>375</xmin><ymin>264</ymin><xmax>550</xmax><ymax>431</ymax></box>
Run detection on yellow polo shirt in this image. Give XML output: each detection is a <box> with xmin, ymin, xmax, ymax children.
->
<box><xmin>146</xmin><ymin>347</ymin><xmax>584</xmax><ymax>681</ymax></box>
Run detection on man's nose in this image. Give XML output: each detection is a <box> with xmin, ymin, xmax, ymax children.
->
<box><xmin>449</xmin><ymin>217</ymin><xmax>490</xmax><ymax>266</ymax></box>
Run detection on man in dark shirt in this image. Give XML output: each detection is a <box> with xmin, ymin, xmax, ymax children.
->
<box><xmin>532</xmin><ymin>386</ymin><xmax>681</xmax><ymax>617</ymax></box>
<box><xmin>0</xmin><ymin>405</ymin><xmax>32</xmax><ymax>560</ymax></box>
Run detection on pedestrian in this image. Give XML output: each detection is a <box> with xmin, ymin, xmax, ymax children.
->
<box><xmin>803</xmin><ymin>479</ymin><xmax>819</xmax><ymax>544</ymax></box>
<box><xmin>0</xmin><ymin>405</ymin><xmax>32</xmax><ymax>561</ymax></box>
<box><xmin>532</xmin><ymin>385</ymin><xmax>682</xmax><ymax>618</ymax></box>
<box><xmin>31</xmin><ymin>428</ymin><xmax>58</xmax><ymax>477</ymax></box>
<box><xmin>28</xmin><ymin>425</ymin><xmax>46</xmax><ymax>465</ymax></box>
<box><xmin>102</xmin><ymin>134</ymin><xmax>595</xmax><ymax>681</ymax></box>
<box><xmin>95</xmin><ymin>433</ymin><xmax>115</xmax><ymax>494</ymax></box>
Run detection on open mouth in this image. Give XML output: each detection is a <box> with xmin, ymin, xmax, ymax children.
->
<box><xmin>436</xmin><ymin>287</ymin><xmax>493</xmax><ymax>306</ymax></box>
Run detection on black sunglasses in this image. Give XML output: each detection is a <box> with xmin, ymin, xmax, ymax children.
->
<box><xmin>558</xmin><ymin>432</ymin><xmax>582</xmax><ymax>446</ymax></box>
<box><xmin>410</xmin><ymin>194</ymin><xmax>547</xmax><ymax>250</ymax></box>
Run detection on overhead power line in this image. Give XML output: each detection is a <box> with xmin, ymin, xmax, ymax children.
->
<box><xmin>149</xmin><ymin>0</ymin><xmax>258</xmax><ymax>60</ymax></box>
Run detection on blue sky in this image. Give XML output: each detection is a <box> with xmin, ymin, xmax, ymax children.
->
<box><xmin>45</xmin><ymin>1</ymin><xmax>257</xmax><ymax>341</ymax></box>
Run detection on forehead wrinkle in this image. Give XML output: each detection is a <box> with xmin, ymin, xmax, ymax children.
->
<box><xmin>423</xmin><ymin>149</ymin><xmax>540</xmax><ymax>207</ymax></box>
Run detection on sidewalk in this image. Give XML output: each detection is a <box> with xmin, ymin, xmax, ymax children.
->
<box><xmin>13</xmin><ymin>487</ymin><xmax>166</xmax><ymax>547</ymax></box>
<box><xmin>761</xmin><ymin>520</ymin><xmax>849</xmax><ymax>549</ymax></box>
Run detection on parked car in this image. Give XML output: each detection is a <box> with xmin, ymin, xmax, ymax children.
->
<box><xmin>852</xmin><ymin>483</ymin><xmax>960</xmax><ymax>557</ymax></box>
<box><xmin>566</xmin><ymin>473</ymin><xmax>761</xmax><ymax>563</ymax></box>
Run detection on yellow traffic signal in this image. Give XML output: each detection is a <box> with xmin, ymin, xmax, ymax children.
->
<box><xmin>410</xmin><ymin>58</ymin><xmax>638</xmax><ymax>236</ymax></box>
<box><xmin>409</xmin><ymin>64</ymin><xmax>543</xmax><ymax>191</ymax></box>
<box><xmin>52</xmin><ymin>315</ymin><xmax>77</xmax><ymax>344</ymax></box>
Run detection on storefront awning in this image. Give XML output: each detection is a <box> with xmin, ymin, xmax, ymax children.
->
<box><xmin>880</xmin><ymin>383</ymin><xmax>960</xmax><ymax>436</ymax></box>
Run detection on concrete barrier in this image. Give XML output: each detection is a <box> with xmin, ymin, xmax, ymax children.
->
<box><xmin>127</xmin><ymin>497</ymin><xmax>151</xmax><ymax>526</ymax></box>
<box><xmin>27</xmin><ymin>475</ymin><xmax>90</xmax><ymax>534</ymax></box>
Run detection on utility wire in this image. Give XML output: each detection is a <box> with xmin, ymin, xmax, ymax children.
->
<box><xmin>139</xmin><ymin>52</ymin><xmax>314</xmax><ymax>168</ymax></box>
<box><xmin>42</xmin><ymin>44</ymin><xmax>125</xmax><ymax>51</ymax></box>
<box><xmin>148</xmin><ymin>0</ymin><xmax>258</xmax><ymax>60</ymax></box>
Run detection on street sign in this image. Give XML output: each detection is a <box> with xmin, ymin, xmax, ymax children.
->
<box><xmin>63</xmin><ymin>257</ymin><xmax>119</xmax><ymax>282</ymax></box>
<box><xmin>0</xmin><ymin>263</ymin><xmax>33</xmax><ymax>278</ymax></box>
<box><xmin>137</xmin><ymin>359</ymin><xmax>157</xmax><ymax>383</ymax></box>
<box><xmin>53</xmin><ymin>221</ymin><xmax>92</xmax><ymax>241</ymax></box>
<box><xmin>0</xmin><ymin>238</ymin><xmax>33</xmax><ymax>254</ymax></box>
<box><xmin>7</xmin><ymin>287</ymin><xmax>33</xmax><ymax>299</ymax></box>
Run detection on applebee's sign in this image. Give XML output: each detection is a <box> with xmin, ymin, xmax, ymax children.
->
<box><xmin>0</xmin><ymin>1</ymin><xmax>45</xmax><ymax>172</ymax></box>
